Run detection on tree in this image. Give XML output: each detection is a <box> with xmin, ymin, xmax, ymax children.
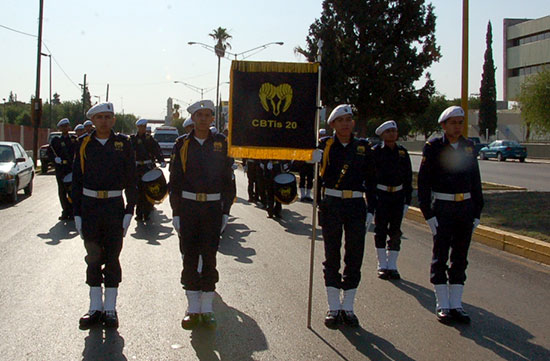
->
<box><xmin>410</xmin><ymin>94</ymin><xmax>450</xmax><ymax>139</ymax></box>
<box><xmin>518</xmin><ymin>70</ymin><xmax>550</xmax><ymax>139</ymax></box>
<box><xmin>479</xmin><ymin>21</ymin><xmax>497</xmax><ymax>138</ymax></box>
<box><xmin>209</xmin><ymin>27</ymin><xmax>232</xmax><ymax>56</ymax></box>
<box><xmin>52</xmin><ymin>93</ymin><xmax>61</xmax><ymax>105</ymax></box>
<box><xmin>297</xmin><ymin>0</ymin><xmax>441</xmax><ymax>136</ymax></box>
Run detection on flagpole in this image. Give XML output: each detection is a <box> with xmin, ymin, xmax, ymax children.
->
<box><xmin>307</xmin><ymin>40</ymin><xmax>323</xmax><ymax>329</ymax></box>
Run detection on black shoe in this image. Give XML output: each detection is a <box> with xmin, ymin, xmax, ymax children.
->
<box><xmin>450</xmin><ymin>308</ymin><xmax>471</xmax><ymax>324</ymax></box>
<box><xmin>340</xmin><ymin>310</ymin><xmax>360</xmax><ymax>327</ymax></box>
<box><xmin>387</xmin><ymin>269</ymin><xmax>401</xmax><ymax>280</ymax></box>
<box><xmin>79</xmin><ymin>310</ymin><xmax>103</xmax><ymax>329</ymax></box>
<box><xmin>102</xmin><ymin>310</ymin><xmax>119</xmax><ymax>328</ymax></box>
<box><xmin>304</xmin><ymin>196</ymin><xmax>314</xmax><ymax>202</ymax></box>
<box><xmin>181</xmin><ymin>313</ymin><xmax>201</xmax><ymax>330</ymax></box>
<box><xmin>377</xmin><ymin>269</ymin><xmax>389</xmax><ymax>279</ymax></box>
<box><xmin>267</xmin><ymin>212</ymin><xmax>274</xmax><ymax>218</ymax></box>
<box><xmin>135</xmin><ymin>215</ymin><xmax>142</xmax><ymax>222</ymax></box>
<box><xmin>201</xmin><ymin>313</ymin><xmax>217</xmax><ymax>329</ymax></box>
<box><xmin>324</xmin><ymin>310</ymin><xmax>341</xmax><ymax>329</ymax></box>
<box><xmin>67</xmin><ymin>215</ymin><xmax>74</xmax><ymax>220</ymax></box>
<box><xmin>436</xmin><ymin>308</ymin><xmax>452</xmax><ymax>324</ymax></box>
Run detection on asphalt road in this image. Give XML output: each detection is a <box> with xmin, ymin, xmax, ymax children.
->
<box><xmin>410</xmin><ymin>154</ymin><xmax>550</xmax><ymax>191</ymax></box>
<box><xmin>1</xmin><ymin>169</ymin><xmax>549</xmax><ymax>360</ymax></box>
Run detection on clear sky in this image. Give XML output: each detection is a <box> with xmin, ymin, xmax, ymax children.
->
<box><xmin>1</xmin><ymin>1</ymin><xmax>549</xmax><ymax>120</ymax></box>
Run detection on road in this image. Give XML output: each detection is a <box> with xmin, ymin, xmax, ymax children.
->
<box><xmin>0</xmin><ymin>169</ymin><xmax>549</xmax><ymax>360</ymax></box>
<box><xmin>410</xmin><ymin>154</ymin><xmax>550</xmax><ymax>191</ymax></box>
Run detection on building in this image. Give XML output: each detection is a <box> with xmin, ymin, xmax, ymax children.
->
<box><xmin>503</xmin><ymin>15</ymin><xmax>550</xmax><ymax>102</ymax></box>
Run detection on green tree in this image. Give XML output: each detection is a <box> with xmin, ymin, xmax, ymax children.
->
<box><xmin>209</xmin><ymin>27</ymin><xmax>232</xmax><ymax>56</ymax></box>
<box><xmin>297</xmin><ymin>0</ymin><xmax>441</xmax><ymax>136</ymax></box>
<box><xmin>479</xmin><ymin>21</ymin><xmax>497</xmax><ymax>137</ymax></box>
<box><xmin>52</xmin><ymin>93</ymin><xmax>61</xmax><ymax>105</ymax></box>
<box><xmin>518</xmin><ymin>70</ymin><xmax>550</xmax><ymax>139</ymax></box>
<box><xmin>410</xmin><ymin>94</ymin><xmax>450</xmax><ymax>139</ymax></box>
<box><xmin>113</xmin><ymin>113</ymin><xmax>137</xmax><ymax>135</ymax></box>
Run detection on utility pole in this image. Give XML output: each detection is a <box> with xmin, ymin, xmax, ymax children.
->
<box><xmin>32</xmin><ymin>0</ymin><xmax>44</xmax><ymax>167</ymax></box>
<box><xmin>81</xmin><ymin>74</ymin><xmax>87</xmax><ymax>118</ymax></box>
<box><xmin>106</xmin><ymin>83</ymin><xmax>109</xmax><ymax>102</ymax></box>
<box><xmin>461</xmin><ymin>0</ymin><xmax>469</xmax><ymax>136</ymax></box>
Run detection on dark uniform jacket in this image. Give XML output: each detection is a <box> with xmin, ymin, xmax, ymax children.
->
<box><xmin>417</xmin><ymin>135</ymin><xmax>484</xmax><ymax>220</ymax></box>
<box><xmin>169</xmin><ymin>130</ymin><xmax>233</xmax><ymax>216</ymax></box>
<box><xmin>372</xmin><ymin>143</ymin><xmax>413</xmax><ymax>205</ymax></box>
<box><xmin>319</xmin><ymin>135</ymin><xmax>377</xmax><ymax>213</ymax></box>
<box><xmin>130</xmin><ymin>133</ymin><xmax>164</xmax><ymax>164</ymax></box>
<box><xmin>72</xmin><ymin>130</ymin><xmax>137</xmax><ymax>217</ymax></box>
<box><xmin>48</xmin><ymin>133</ymin><xmax>77</xmax><ymax>176</ymax></box>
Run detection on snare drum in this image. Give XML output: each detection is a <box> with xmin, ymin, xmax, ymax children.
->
<box><xmin>141</xmin><ymin>168</ymin><xmax>168</xmax><ymax>204</ymax></box>
<box><xmin>273</xmin><ymin>172</ymin><xmax>298</xmax><ymax>204</ymax></box>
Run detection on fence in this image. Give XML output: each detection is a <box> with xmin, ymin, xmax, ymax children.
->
<box><xmin>0</xmin><ymin>123</ymin><xmax>50</xmax><ymax>151</ymax></box>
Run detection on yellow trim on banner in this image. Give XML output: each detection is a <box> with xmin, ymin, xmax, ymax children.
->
<box><xmin>229</xmin><ymin>146</ymin><xmax>313</xmax><ymax>161</ymax></box>
<box><xmin>231</xmin><ymin>60</ymin><xmax>319</xmax><ymax>74</ymax></box>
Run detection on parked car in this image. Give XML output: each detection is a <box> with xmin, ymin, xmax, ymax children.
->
<box><xmin>467</xmin><ymin>137</ymin><xmax>487</xmax><ymax>157</ymax></box>
<box><xmin>479</xmin><ymin>140</ymin><xmax>527</xmax><ymax>162</ymax></box>
<box><xmin>0</xmin><ymin>141</ymin><xmax>35</xmax><ymax>203</ymax></box>
<box><xmin>39</xmin><ymin>131</ymin><xmax>75</xmax><ymax>174</ymax></box>
<box><xmin>153</xmin><ymin>126</ymin><xmax>179</xmax><ymax>158</ymax></box>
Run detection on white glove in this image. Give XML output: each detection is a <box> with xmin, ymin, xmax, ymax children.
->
<box><xmin>74</xmin><ymin>216</ymin><xmax>82</xmax><ymax>236</ymax></box>
<box><xmin>365</xmin><ymin>213</ymin><xmax>374</xmax><ymax>231</ymax></box>
<box><xmin>267</xmin><ymin>161</ymin><xmax>273</xmax><ymax>170</ymax></box>
<box><xmin>231</xmin><ymin>163</ymin><xmax>238</xmax><ymax>170</ymax></box>
<box><xmin>122</xmin><ymin>214</ymin><xmax>132</xmax><ymax>236</ymax></box>
<box><xmin>54</xmin><ymin>157</ymin><xmax>62</xmax><ymax>165</ymax></box>
<box><xmin>173</xmin><ymin>216</ymin><xmax>180</xmax><ymax>235</ymax></box>
<box><xmin>160</xmin><ymin>161</ymin><xmax>166</xmax><ymax>168</ymax></box>
<box><xmin>403</xmin><ymin>205</ymin><xmax>409</xmax><ymax>217</ymax></box>
<box><xmin>473</xmin><ymin>218</ymin><xmax>480</xmax><ymax>230</ymax></box>
<box><xmin>259</xmin><ymin>163</ymin><xmax>264</xmax><ymax>170</ymax></box>
<box><xmin>244</xmin><ymin>165</ymin><xmax>248</xmax><ymax>173</ymax></box>
<box><xmin>311</xmin><ymin>149</ymin><xmax>323</xmax><ymax>163</ymax></box>
<box><xmin>426</xmin><ymin>217</ymin><xmax>439</xmax><ymax>236</ymax></box>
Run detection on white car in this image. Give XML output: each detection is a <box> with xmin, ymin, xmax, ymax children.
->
<box><xmin>0</xmin><ymin>141</ymin><xmax>35</xmax><ymax>203</ymax></box>
<box><xmin>153</xmin><ymin>126</ymin><xmax>179</xmax><ymax>158</ymax></box>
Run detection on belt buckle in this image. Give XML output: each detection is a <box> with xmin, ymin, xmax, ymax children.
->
<box><xmin>97</xmin><ymin>190</ymin><xmax>109</xmax><ymax>199</ymax></box>
<box><xmin>342</xmin><ymin>190</ymin><xmax>353</xmax><ymax>199</ymax></box>
<box><xmin>387</xmin><ymin>186</ymin><xmax>395</xmax><ymax>192</ymax></box>
<box><xmin>196</xmin><ymin>193</ymin><xmax>207</xmax><ymax>202</ymax></box>
<box><xmin>454</xmin><ymin>193</ymin><xmax>464</xmax><ymax>201</ymax></box>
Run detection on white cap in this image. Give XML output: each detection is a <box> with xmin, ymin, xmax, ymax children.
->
<box><xmin>136</xmin><ymin>118</ymin><xmax>148</xmax><ymax>126</ymax></box>
<box><xmin>210</xmin><ymin>126</ymin><xmax>218</xmax><ymax>134</ymax></box>
<box><xmin>327</xmin><ymin>104</ymin><xmax>353</xmax><ymax>125</ymax></box>
<box><xmin>74</xmin><ymin>124</ymin><xmax>84</xmax><ymax>131</ymax></box>
<box><xmin>318</xmin><ymin>128</ymin><xmax>327</xmax><ymax>136</ymax></box>
<box><xmin>183</xmin><ymin>118</ymin><xmax>194</xmax><ymax>128</ymax></box>
<box><xmin>187</xmin><ymin>100</ymin><xmax>215</xmax><ymax>116</ymax></box>
<box><xmin>438</xmin><ymin>105</ymin><xmax>464</xmax><ymax>124</ymax></box>
<box><xmin>86</xmin><ymin>102</ymin><xmax>114</xmax><ymax>119</ymax></box>
<box><xmin>375</xmin><ymin>120</ymin><xmax>397</xmax><ymax>136</ymax></box>
<box><xmin>57</xmin><ymin>118</ymin><xmax>70</xmax><ymax>127</ymax></box>
<box><xmin>83</xmin><ymin>120</ymin><xmax>93</xmax><ymax>127</ymax></box>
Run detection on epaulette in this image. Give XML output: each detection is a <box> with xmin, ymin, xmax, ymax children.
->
<box><xmin>116</xmin><ymin>133</ymin><xmax>130</xmax><ymax>140</ymax></box>
<box><xmin>175</xmin><ymin>134</ymin><xmax>188</xmax><ymax>143</ymax></box>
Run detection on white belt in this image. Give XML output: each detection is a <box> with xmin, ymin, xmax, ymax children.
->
<box><xmin>83</xmin><ymin>188</ymin><xmax>123</xmax><ymax>199</ymax></box>
<box><xmin>433</xmin><ymin>192</ymin><xmax>471</xmax><ymax>202</ymax></box>
<box><xmin>181</xmin><ymin>191</ymin><xmax>221</xmax><ymax>202</ymax></box>
<box><xmin>377</xmin><ymin>184</ymin><xmax>403</xmax><ymax>192</ymax></box>
<box><xmin>136</xmin><ymin>160</ymin><xmax>152</xmax><ymax>165</ymax></box>
<box><xmin>324</xmin><ymin>188</ymin><xmax>363</xmax><ymax>199</ymax></box>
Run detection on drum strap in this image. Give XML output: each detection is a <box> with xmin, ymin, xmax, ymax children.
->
<box><xmin>179</xmin><ymin>138</ymin><xmax>191</xmax><ymax>173</ymax></box>
<box><xmin>79</xmin><ymin>135</ymin><xmax>92</xmax><ymax>174</ymax></box>
<box><xmin>320</xmin><ymin>138</ymin><xmax>334</xmax><ymax>178</ymax></box>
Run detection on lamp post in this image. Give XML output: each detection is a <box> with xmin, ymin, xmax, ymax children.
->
<box><xmin>40</xmin><ymin>52</ymin><xmax>52</xmax><ymax>127</ymax></box>
<box><xmin>173</xmin><ymin>80</ymin><xmax>208</xmax><ymax>99</ymax></box>
<box><xmin>93</xmin><ymin>95</ymin><xmax>101</xmax><ymax>104</ymax></box>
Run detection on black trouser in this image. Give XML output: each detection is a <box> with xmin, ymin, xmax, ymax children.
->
<box><xmin>255</xmin><ymin>166</ymin><xmax>266</xmax><ymax>205</ymax></box>
<box><xmin>321</xmin><ymin>196</ymin><xmax>366</xmax><ymax>290</ymax></box>
<box><xmin>299</xmin><ymin>163</ymin><xmax>314</xmax><ymax>189</ymax></box>
<box><xmin>178</xmin><ymin>199</ymin><xmax>222</xmax><ymax>291</ymax></box>
<box><xmin>246</xmin><ymin>162</ymin><xmax>258</xmax><ymax>201</ymax></box>
<box><xmin>136</xmin><ymin>165</ymin><xmax>154</xmax><ymax>218</ymax></box>
<box><xmin>430</xmin><ymin>199</ymin><xmax>475</xmax><ymax>285</ymax></box>
<box><xmin>374</xmin><ymin>191</ymin><xmax>405</xmax><ymax>251</ymax></box>
<box><xmin>81</xmin><ymin>197</ymin><xmax>124</xmax><ymax>287</ymax></box>
<box><xmin>55</xmin><ymin>170</ymin><xmax>72</xmax><ymax>216</ymax></box>
<box><xmin>222</xmin><ymin>176</ymin><xmax>237</xmax><ymax>215</ymax></box>
<box><xmin>264</xmin><ymin>168</ymin><xmax>281</xmax><ymax>216</ymax></box>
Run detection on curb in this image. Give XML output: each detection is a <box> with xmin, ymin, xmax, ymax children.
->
<box><xmin>405</xmin><ymin>206</ymin><xmax>550</xmax><ymax>266</ymax></box>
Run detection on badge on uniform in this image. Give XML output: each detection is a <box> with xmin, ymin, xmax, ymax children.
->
<box><xmin>114</xmin><ymin>141</ymin><xmax>124</xmax><ymax>151</ymax></box>
<box><xmin>213</xmin><ymin>141</ymin><xmax>223</xmax><ymax>152</ymax></box>
<box><xmin>356</xmin><ymin>145</ymin><xmax>366</xmax><ymax>156</ymax></box>
<box><xmin>399</xmin><ymin>150</ymin><xmax>406</xmax><ymax>157</ymax></box>
<box><xmin>465</xmin><ymin>146</ymin><xmax>473</xmax><ymax>154</ymax></box>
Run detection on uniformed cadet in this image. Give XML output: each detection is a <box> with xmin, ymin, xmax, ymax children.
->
<box><xmin>83</xmin><ymin>119</ymin><xmax>94</xmax><ymax>135</ymax></box>
<box><xmin>316</xmin><ymin>104</ymin><xmax>376</xmax><ymax>328</ymax></box>
<box><xmin>74</xmin><ymin>124</ymin><xmax>86</xmax><ymax>138</ymax></box>
<box><xmin>130</xmin><ymin>118</ymin><xmax>166</xmax><ymax>222</ymax></box>
<box><xmin>372</xmin><ymin>120</ymin><xmax>412</xmax><ymax>280</ymax></box>
<box><xmin>72</xmin><ymin>102</ymin><xmax>137</xmax><ymax>329</ymax></box>
<box><xmin>48</xmin><ymin>118</ymin><xmax>77</xmax><ymax>220</ymax></box>
<box><xmin>183</xmin><ymin>117</ymin><xmax>194</xmax><ymax>134</ymax></box>
<box><xmin>418</xmin><ymin>105</ymin><xmax>483</xmax><ymax>324</ymax></box>
<box><xmin>170</xmin><ymin>100</ymin><xmax>233</xmax><ymax>330</ymax></box>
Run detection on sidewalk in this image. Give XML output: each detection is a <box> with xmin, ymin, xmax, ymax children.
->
<box><xmin>409</xmin><ymin>151</ymin><xmax>550</xmax><ymax>164</ymax></box>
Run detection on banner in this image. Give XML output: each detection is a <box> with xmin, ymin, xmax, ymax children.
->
<box><xmin>228</xmin><ymin>61</ymin><xmax>319</xmax><ymax>160</ymax></box>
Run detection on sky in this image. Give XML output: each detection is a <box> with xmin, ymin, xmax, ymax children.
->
<box><xmin>1</xmin><ymin>0</ymin><xmax>549</xmax><ymax>121</ymax></box>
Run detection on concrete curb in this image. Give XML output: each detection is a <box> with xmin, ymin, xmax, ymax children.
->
<box><xmin>406</xmin><ymin>206</ymin><xmax>550</xmax><ymax>266</ymax></box>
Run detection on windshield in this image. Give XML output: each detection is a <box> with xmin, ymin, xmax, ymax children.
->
<box><xmin>0</xmin><ymin>145</ymin><xmax>15</xmax><ymax>163</ymax></box>
<box><xmin>154</xmin><ymin>133</ymin><xmax>178</xmax><ymax>143</ymax></box>
<box><xmin>503</xmin><ymin>141</ymin><xmax>520</xmax><ymax>147</ymax></box>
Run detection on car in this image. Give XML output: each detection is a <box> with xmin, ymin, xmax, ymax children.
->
<box><xmin>467</xmin><ymin>137</ymin><xmax>487</xmax><ymax>157</ymax></box>
<box><xmin>0</xmin><ymin>141</ymin><xmax>35</xmax><ymax>203</ymax></box>
<box><xmin>39</xmin><ymin>131</ymin><xmax>75</xmax><ymax>174</ymax></box>
<box><xmin>153</xmin><ymin>126</ymin><xmax>179</xmax><ymax>158</ymax></box>
<box><xmin>479</xmin><ymin>140</ymin><xmax>527</xmax><ymax>162</ymax></box>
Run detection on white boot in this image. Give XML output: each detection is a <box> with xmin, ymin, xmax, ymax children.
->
<box><xmin>104</xmin><ymin>287</ymin><xmax>118</xmax><ymax>311</ymax></box>
<box><xmin>387</xmin><ymin>250</ymin><xmax>399</xmax><ymax>270</ymax></box>
<box><xmin>376</xmin><ymin>248</ymin><xmax>388</xmax><ymax>270</ymax></box>
<box><xmin>341</xmin><ymin>288</ymin><xmax>357</xmax><ymax>312</ymax></box>
<box><xmin>185</xmin><ymin>290</ymin><xmax>201</xmax><ymax>314</ymax></box>
<box><xmin>220</xmin><ymin>214</ymin><xmax>229</xmax><ymax>233</ymax></box>
<box><xmin>300</xmin><ymin>187</ymin><xmax>306</xmax><ymax>200</ymax></box>
<box><xmin>326</xmin><ymin>286</ymin><xmax>341</xmax><ymax>311</ymax></box>
<box><xmin>200</xmin><ymin>291</ymin><xmax>215</xmax><ymax>313</ymax></box>
<box><xmin>89</xmin><ymin>286</ymin><xmax>103</xmax><ymax>312</ymax></box>
<box><xmin>197</xmin><ymin>255</ymin><xmax>203</xmax><ymax>273</ymax></box>
<box><xmin>305</xmin><ymin>188</ymin><xmax>312</xmax><ymax>200</ymax></box>
<box><xmin>434</xmin><ymin>284</ymin><xmax>450</xmax><ymax>310</ymax></box>
<box><xmin>449</xmin><ymin>284</ymin><xmax>464</xmax><ymax>309</ymax></box>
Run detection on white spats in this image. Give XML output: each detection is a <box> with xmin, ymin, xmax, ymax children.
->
<box><xmin>104</xmin><ymin>287</ymin><xmax>118</xmax><ymax>311</ymax></box>
<box><xmin>342</xmin><ymin>288</ymin><xmax>357</xmax><ymax>312</ymax></box>
<box><xmin>376</xmin><ymin>248</ymin><xmax>388</xmax><ymax>270</ymax></box>
<box><xmin>221</xmin><ymin>214</ymin><xmax>229</xmax><ymax>233</ymax></box>
<box><xmin>449</xmin><ymin>284</ymin><xmax>464</xmax><ymax>309</ymax></box>
<box><xmin>89</xmin><ymin>286</ymin><xmax>103</xmax><ymax>312</ymax></box>
<box><xmin>387</xmin><ymin>250</ymin><xmax>399</xmax><ymax>270</ymax></box>
<box><xmin>434</xmin><ymin>284</ymin><xmax>450</xmax><ymax>310</ymax></box>
<box><xmin>201</xmin><ymin>291</ymin><xmax>215</xmax><ymax>313</ymax></box>
<box><xmin>300</xmin><ymin>188</ymin><xmax>306</xmax><ymax>199</ymax></box>
<box><xmin>326</xmin><ymin>287</ymin><xmax>341</xmax><ymax>311</ymax></box>
<box><xmin>185</xmin><ymin>290</ymin><xmax>201</xmax><ymax>314</ymax></box>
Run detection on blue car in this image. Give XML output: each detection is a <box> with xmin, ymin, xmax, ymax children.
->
<box><xmin>479</xmin><ymin>140</ymin><xmax>527</xmax><ymax>162</ymax></box>
<box><xmin>0</xmin><ymin>141</ymin><xmax>35</xmax><ymax>203</ymax></box>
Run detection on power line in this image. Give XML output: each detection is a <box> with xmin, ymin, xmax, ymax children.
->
<box><xmin>0</xmin><ymin>24</ymin><xmax>35</xmax><ymax>37</ymax></box>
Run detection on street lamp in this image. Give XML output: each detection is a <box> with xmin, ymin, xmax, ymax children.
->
<box><xmin>174</xmin><ymin>80</ymin><xmax>229</xmax><ymax>100</ymax></box>
<box><xmin>93</xmin><ymin>95</ymin><xmax>101</xmax><ymax>104</ymax></box>
<box><xmin>40</xmin><ymin>52</ymin><xmax>52</xmax><ymax>126</ymax></box>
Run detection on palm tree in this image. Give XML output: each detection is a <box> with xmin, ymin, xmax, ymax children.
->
<box><xmin>209</xmin><ymin>27</ymin><xmax>232</xmax><ymax>57</ymax></box>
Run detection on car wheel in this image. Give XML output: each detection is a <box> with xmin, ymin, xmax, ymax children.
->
<box><xmin>497</xmin><ymin>152</ymin><xmax>505</xmax><ymax>162</ymax></box>
<box><xmin>24</xmin><ymin>176</ymin><xmax>33</xmax><ymax>196</ymax></box>
<box><xmin>519</xmin><ymin>157</ymin><xmax>525</xmax><ymax>163</ymax></box>
<box><xmin>9</xmin><ymin>179</ymin><xmax>18</xmax><ymax>203</ymax></box>
<box><xmin>41</xmin><ymin>161</ymin><xmax>48</xmax><ymax>174</ymax></box>
<box><xmin>480</xmin><ymin>152</ymin><xmax>487</xmax><ymax>160</ymax></box>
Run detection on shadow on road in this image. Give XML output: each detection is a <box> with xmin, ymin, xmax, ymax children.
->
<box><xmin>131</xmin><ymin>209</ymin><xmax>173</xmax><ymax>245</ymax></box>
<box><xmin>392</xmin><ymin>279</ymin><xmax>550</xmax><ymax>361</ymax></box>
<box><xmin>37</xmin><ymin>220</ymin><xmax>79</xmax><ymax>245</ymax></box>
<box><xmin>218</xmin><ymin>216</ymin><xmax>257</xmax><ymax>264</ymax></box>
<box><xmin>273</xmin><ymin>208</ymin><xmax>323</xmax><ymax>241</ymax></box>
<box><xmin>0</xmin><ymin>192</ymin><xmax>32</xmax><ymax>210</ymax></box>
<box><xmin>82</xmin><ymin>327</ymin><xmax>127</xmax><ymax>361</ymax></box>
<box><xmin>188</xmin><ymin>293</ymin><xmax>268</xmax><ymax>361</ymax></box>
